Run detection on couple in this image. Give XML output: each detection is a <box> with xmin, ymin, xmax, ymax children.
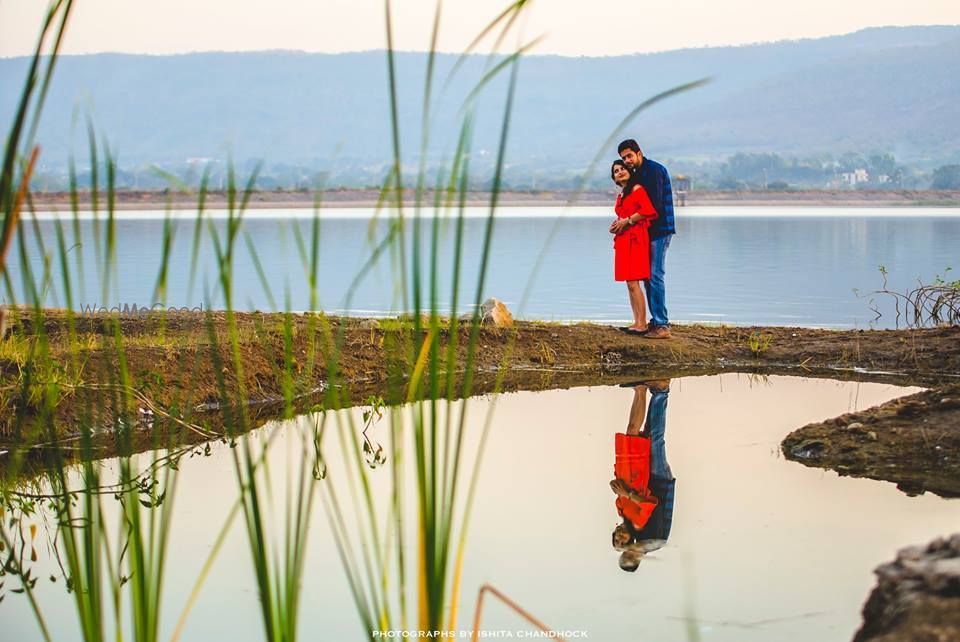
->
<box><xmin>609</xmin><ymin>139</ymin><xmax>674</xmax><ymax>339</ymax></box>
<box><xmin>610</xmin><ymin>379</ymin><xmax>675</xmax><ymax>572</ymax></box>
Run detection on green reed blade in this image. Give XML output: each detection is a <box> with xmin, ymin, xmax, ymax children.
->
<box><xmin>185</xmin><ymin>166</ymin><xmax>211</xmax><ymax>303</ymax></box>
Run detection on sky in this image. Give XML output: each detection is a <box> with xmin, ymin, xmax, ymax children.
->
<box><xmin>1</xmin><ymin>0</ymin><xmax>959</xmax><ymax>58</ymax></box>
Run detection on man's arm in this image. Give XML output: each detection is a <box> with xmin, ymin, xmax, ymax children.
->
<box><xmin>644</xmin><ymin>163</ymin><xmax>667</xmax><ymax>219</ymax></box>
<box><xmin>659</xmin><ymin>164</ymin><xmax>674</xmax><ymax>212</ymax></box>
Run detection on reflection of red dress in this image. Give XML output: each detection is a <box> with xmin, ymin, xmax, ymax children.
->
<box><xmin>613</xmin><ymin>186</ymin><xmax>658</xmax><ymax>282</ymax></box>
<box><xmin>615</xmin><ymin>432</ymin><xmax>657</xmax><ymax>530</ymax></box>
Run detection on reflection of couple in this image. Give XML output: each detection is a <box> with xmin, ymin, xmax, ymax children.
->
<box><xmin>609</xmin><ymin>139</ymin><xmax>675</xmax><ymax>339</ymax></box>
<box><xmin>610</xmin><ymin>380</ymin><xmax>675</xmax><ymax>572</ymax></box>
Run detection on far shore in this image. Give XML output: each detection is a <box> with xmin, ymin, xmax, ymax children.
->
<box><xmin>26</xmin><ymin>188</ymin><xmax>960</xmax><ymax>211</ymax></box>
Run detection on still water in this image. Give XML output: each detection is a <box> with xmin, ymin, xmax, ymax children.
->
<box><xmin>5</xmin><ymin>375</ymin><xmax>959</xmax><ymax>641</ymax></box>
<box><xmin>8</xmin><ymin>206</ymin><xmax>960</xmax><ymax>328</ymax></box>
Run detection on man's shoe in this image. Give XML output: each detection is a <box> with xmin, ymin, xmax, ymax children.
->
<box><xmin>644</xmin><ymin>378</ymin><xmax>671</xmax><ymax>392</ymax></box>
<box><xmin>644</xmin><ymin>325</ymin><xmax>672</xmax><ymax>339</ymax></box>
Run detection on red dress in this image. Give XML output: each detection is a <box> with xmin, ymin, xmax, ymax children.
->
<box><xmin>615</xmin><ymin>432</ymin><xmax>658</xmax><ymax>530</ymax></box>
<box><xmin>613</xmin><ymin>186</ymin><xmax>658</xmax><ymax>282</ymax></box>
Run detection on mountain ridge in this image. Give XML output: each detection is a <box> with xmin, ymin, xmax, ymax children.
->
<box><xmin>1</xmin><ymin>25</ymin><xmax>958</xmax><ymax>171</ymax></box>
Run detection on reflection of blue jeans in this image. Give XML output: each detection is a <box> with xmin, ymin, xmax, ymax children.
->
<box><xmin>644</xmin><ymin>235</ymin><xmax>672</xmax><ymax>327</ymax></box>
<box><xmin>645</xmin><ymin>389</ymin><xmax>672</xmax><ymax>480</ymax></box>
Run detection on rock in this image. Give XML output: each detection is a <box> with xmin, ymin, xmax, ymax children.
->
<box><xmin>479</xmin><ymin>298</ymin><xmax>514</xmax><ymax>328</ymax></box>
<box><xmin>854</xmin><ymin>534</ymin><xmax>960</xmax><ymax>642</ymax></box>
<box><xmin>791</xmin><ymin>440</ymin><xmax>825</xmax><ymax>460</ymax></box>
<box><xmin>601</xmin><ymin>351</ymin><xmax>623</xmax><ymax>368</ymax></box>
<box><xmin>866</xmin><ymin>431</ymin><xmax>878</xmax><ymax>441</ymax></box>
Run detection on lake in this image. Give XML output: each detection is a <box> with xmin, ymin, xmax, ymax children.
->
<box><xmin>7</xmin><ymin>206</ymin><xmax>960</xmax><ymax>328</ymax></box>
<box><xmin>4</xmin><ymin>375</ymin><xmax>958</xmax><ymax>641</ymax></box>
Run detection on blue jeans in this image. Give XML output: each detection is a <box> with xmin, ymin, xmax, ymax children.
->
<box><xmin>644</xmin><ymin>389</ymin><xmax>672</xmax><ymax>480</ymax></box>
<box><xmin>644</xmin><ymin>234</ymin><xmax>672</xmax><ymax>327</ymax></box>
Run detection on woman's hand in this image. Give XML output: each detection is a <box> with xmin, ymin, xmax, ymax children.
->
<box><xmin>610</xmin><ymin>479</ymin><xmax>632</xmax><ymax>497</ymax></box>
<box><xmin>611</xmin><ymin>479</ymin><xmax>656</xmax><ymax>504</ymax></box>
<box><xmin>609</xmin><ymin>218</ymin><xmax>632</xmax><ymax>235</ymax></box>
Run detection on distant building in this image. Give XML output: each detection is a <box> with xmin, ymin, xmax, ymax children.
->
<box><xmin>840</xmin><ymin>168</ymin><xmax>869</xmax><ymax>186</ymax></box>
<box><xmin>673</xmin><ymin>174</ymin><xmax>691</xmax><ymax>206</ymax></box>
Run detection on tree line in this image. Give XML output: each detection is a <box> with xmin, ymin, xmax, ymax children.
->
<box><xmin>27</xmin><ymin>153</ymin><xmax>960</xmax><ymax>193</ymax></box>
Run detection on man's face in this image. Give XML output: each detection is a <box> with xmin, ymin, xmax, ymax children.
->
<box><xmin>620</xmin><ymin>148</ymin><xmax>643</xmax><ymax>169</ymax></box>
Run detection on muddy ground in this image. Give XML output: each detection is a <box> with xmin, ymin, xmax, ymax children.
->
<box><xmin>783</xmin><ymin>383</ymin><xmax>960</xmax><ymax>497</ymax></box>
<box><xmin>2</xmin><ymin>309</ymin><xmax>959</xmax><ymax>497</ymax></box>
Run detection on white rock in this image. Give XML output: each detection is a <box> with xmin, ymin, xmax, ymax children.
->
<box><xmin>479</xmin><ymin>298</ymin><xmax>514</xmax><ymax>328</ymax></box>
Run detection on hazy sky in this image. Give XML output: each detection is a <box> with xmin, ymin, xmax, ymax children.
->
<box><xmin>2</xmin><ymin>0</ymin><xmax>959</xmax><ymax>58</ymax></box>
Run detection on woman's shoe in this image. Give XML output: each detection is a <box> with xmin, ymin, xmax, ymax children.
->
<box><xmin>623</xmin><ymin>326</ymin><xmax>648</xmax><ymax>336</ymax></box>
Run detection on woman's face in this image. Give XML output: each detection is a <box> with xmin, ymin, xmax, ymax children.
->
<box><xmin>612</xmin><ymin>164</ymin><xmax>631</xmax><ymax>186</ymax></box>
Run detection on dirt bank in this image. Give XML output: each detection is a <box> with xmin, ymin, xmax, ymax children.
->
<box><xmin>2</xmin><ymin>309</ymin><xmax>959</xmax><ymax>495</ymax></box>
<box><xmin>783</xmin><ymin>383</ymin><xmax>960</xmax><ymax>497</ymax></box>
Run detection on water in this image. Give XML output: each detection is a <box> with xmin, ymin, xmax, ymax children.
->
<box><xmin>7</xmin><ymin>206</ymin><xmax>960</xmax><ymax>328</ymax></box>
<box><xmin>5</xmin><ymin>375</ymin><xmax>959</xmax><ymax>641</ymax></box>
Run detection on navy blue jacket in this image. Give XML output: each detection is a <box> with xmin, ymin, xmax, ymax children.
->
<box><xmin>635</xmin><ymin>158</ymin><xmax>675</xmax><ymax>239</ymax></box>
<box><xmin>634</xmin><ymin>477</ymin><xmax>675</xmax><ymax>542</ymax></box>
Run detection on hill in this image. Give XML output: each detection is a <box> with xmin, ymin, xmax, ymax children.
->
<box><xmin>1</xmin><ymin>25</ymin><xmax>958</xmax><ymax>177</ymax></box>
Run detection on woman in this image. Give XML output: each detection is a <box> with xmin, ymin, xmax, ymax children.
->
<box><xmin>610</xmin><ymin>160</ymin><xmax>658</xmax><ymax>334</ymax></box>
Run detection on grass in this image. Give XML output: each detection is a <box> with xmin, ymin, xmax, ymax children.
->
<box><xmin>0</xmin><ymin>331</ymin><xmax>32</xmax><ymax>367</ymax></box>
<box><xmin>865</xmin><ymin>265</ymin><xmax>960</xmax><ymax>328</ymax></box>
<box><xmin>748</xmin><ymin>332</ymin><xmax>773</xmax><ymax>357</ymax></box>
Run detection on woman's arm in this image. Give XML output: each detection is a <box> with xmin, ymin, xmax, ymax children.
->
<box><xmin>625</xmin><ymin>185</ymin><xmax>656</xmax><ymax>226</ymax></box>
<box><xmin>610</xmin><ymin>188</ymin><xmax>634</xmax><ymax>234</ymax></box>
<box><xmin>610</xmin><ymin>478</ymin><xmax>656</xmax><ymax>504</ymax></box>
<box><xmin>612</xmin><ymin>185</ymin><xmax>655</xmax><ymax>233</ymax></box>
<box><xmin>620</xmin><ymin>185</ymin><xmax>657</xmax><ymax>229</ymax></box>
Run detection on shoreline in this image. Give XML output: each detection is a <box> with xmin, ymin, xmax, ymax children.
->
<box><xmin>2</xmin><ymin>309</ymin><xmax>959</xmax><ymax>497</ymax></box>
<box><xmin>25</xmin><ymin>188</ymin><xmax>960</xmax><ymax>211</ymax></box>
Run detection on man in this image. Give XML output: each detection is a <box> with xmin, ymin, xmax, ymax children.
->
<box><xmin>617</xmin><ymin>139</ymin><xmax>674</xmax><ymax>339</ymax></box>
